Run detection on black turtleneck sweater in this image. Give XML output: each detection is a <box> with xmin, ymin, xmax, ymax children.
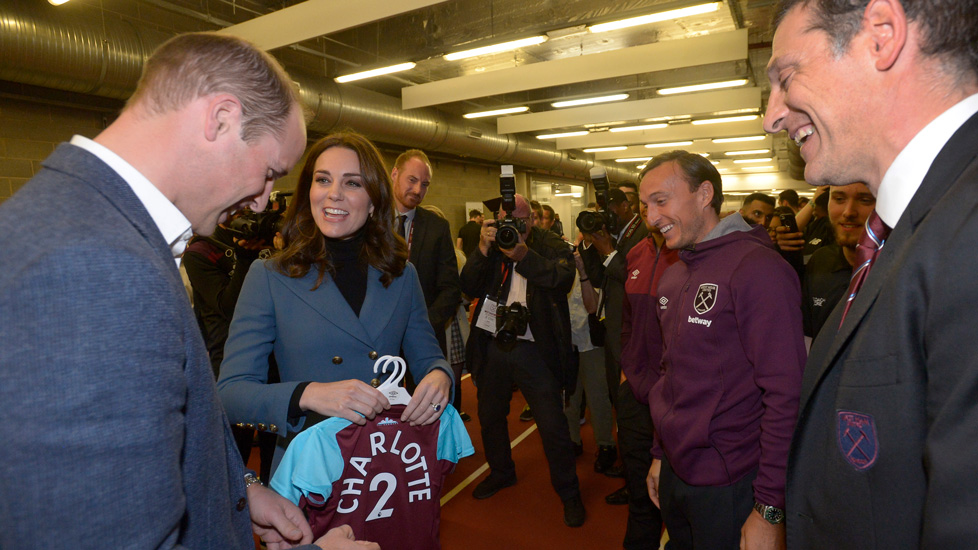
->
<box><xmin>324</xmin><ymin>228</ymin><xmax>368</xmax><ymax>317</ymax></box>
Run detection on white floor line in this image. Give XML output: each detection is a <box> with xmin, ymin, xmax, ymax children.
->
<box><xmin>440</xmin><ymin>423</ymin><xmax>538</xmax><ymax>507</ymax></box>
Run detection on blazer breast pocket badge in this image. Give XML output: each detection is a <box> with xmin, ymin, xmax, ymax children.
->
<box><xmin>837</xmin><ymin>410</ymin><xmax>878</xmax><ymax>471</ymax></box>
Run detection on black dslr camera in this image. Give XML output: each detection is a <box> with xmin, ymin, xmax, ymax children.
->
<box><xmin>576</xmin><ymin>167</ymin><xmax>620</xmax><ymax>235</ymax></box>
<box><xmin>495</xmin><ymin>302</ymin><xmax>530</xmax><ymax>350</ymax></box>
<box><xmin>493</xmin><ymin>165</ymin><xmax>526</xmax><ymax>250</ymax></box>
<box><xmin>227</xmin><ymin>191</ymin><xmax>291</xmax><ymax>243</ymax></box>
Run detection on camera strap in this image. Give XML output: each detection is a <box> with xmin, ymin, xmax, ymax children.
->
<box><xmin>494</xmin><ymin>261</ymin><xmax>514</xmax><ymax>302</ymax></box>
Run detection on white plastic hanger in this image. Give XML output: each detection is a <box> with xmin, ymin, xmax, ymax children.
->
<box><xmin>374</xmin><ymin>355</ymin><xmax>412</xmax><ymax>406</ymax></box>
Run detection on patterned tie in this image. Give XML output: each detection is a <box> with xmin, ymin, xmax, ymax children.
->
<box><xmin>397</xmin><ymin>215</ymin><xmax>407</xmax><ymax>238</ymax></box>
<box><xmin>839</xmin><ymin>210</ymin><xmax>891</xmax><ymax>326</ymax></box>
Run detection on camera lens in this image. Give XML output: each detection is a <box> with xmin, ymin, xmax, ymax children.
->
<box><xmin>496</xmin><ymin>225</ymin><xmax>519</xmax><ymax>249</ymax></box>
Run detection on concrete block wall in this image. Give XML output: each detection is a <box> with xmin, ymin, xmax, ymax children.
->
<box><xmin>0</xmin><ymin>97</ymin><xmax>109</xmax><ymax>204</ymax></box>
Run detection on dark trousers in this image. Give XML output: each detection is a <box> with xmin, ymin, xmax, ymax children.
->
<box><xmin>617</xmin><ymin>380</ymin><xmax>664</xmax><ymax>550</ymax></box>
<box><xmin>478</xmin><ymin>339</ymin><xmax>580</xmax><ymax>501</ymax></box>
<box><xmin>659</xmin><ymin>457</ymin><xmax>755</xmax><ymax>550</ymax></box>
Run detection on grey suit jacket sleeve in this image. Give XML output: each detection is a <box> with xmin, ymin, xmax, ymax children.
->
<box><xmin>1</xmin><ymin>243</ymin><xmax>204</xmax><ymax>548</ymax></box>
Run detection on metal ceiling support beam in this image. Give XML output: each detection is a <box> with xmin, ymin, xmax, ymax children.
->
<box><xmin>497</xmin><ymin>87</ymin><xmax>761</xmax><ymax>135</ymax></box>
<box><xmin>555</xmin><ymin>119</ymin><xmax>764</xmax><ymax>149</ymax></box>
<box><xmin>402</xmin><ymin>29</ymin><xmax>748</xmax><ymax>110</ymax></box>
<box><xmin>592</xmin><ymin>135</ymin><xmax>772</xmax><ymax>160</ymax></box>
<box><xmin>217</xmin><ymin>0</ymin><xmax>449</xmax><ymax>51</ymax></box>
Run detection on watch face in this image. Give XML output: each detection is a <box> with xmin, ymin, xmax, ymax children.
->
<box><xmin>765</xmin><ymin>507</ymin><xmax>784</xmax><ymax>524</ymax></box>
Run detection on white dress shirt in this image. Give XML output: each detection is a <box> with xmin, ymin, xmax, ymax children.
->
<box><xmin>876</xmin><ymin>93</ymin><xmax>978</xmax><ymax>227</ymax></box>
<box><xmin>70</xmin><ymin>135</ymin><xmax>192</xmax><ymax>267</ymax></box>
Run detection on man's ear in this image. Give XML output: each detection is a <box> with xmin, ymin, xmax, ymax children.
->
<box><xmin>865</xmin><ymin>0</ymin><xmax>907</xmax><ymax>72</ymax></box>
<box><xmin>204</xmin><ymin>95</ymin><xmax>243</xmax><ymax>142</ymax></box>
<box><xmin>698</xmin><ymin>181</ymin><xmax>715</xmax><ymax>211</ymax></box>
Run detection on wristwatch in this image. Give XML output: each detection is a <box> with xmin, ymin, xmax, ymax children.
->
<box><xmin>243</xmin><ymin>472</ymin><xmax>262</xmax><ymax>489</ymax></box>
<box><xmin>753</xmin><ymin>501</ymin><xmax>785</xmax><ymax>525</ymax></box>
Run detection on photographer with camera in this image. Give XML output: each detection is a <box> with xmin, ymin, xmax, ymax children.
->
<box><xmin>184</xmin><ymin>201</ymin><xmax>286</xmax><ymax>481</ymax></box>
<box><xmin>460</xmin><ymin>173</ymin><xmax>585</xmax><ymax>527</ymax></box>
<box><xmin>578</xmin><ymin>175</ymin><xmax>649</xmax><ymax>483</ymax></box>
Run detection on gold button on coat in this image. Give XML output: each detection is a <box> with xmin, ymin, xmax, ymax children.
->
<box><xmin>368</xmin><ymin>351</ymin><xmax>378</xmax><ymax>359</ymax></box>
<box><xmin>332</xmin><ymin>356</ymin><xmax>342</xmax><ymax>364</ymax></box>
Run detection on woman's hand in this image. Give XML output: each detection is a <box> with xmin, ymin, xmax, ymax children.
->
<box><xmin>298</xmin><ymin>380</ymin><xmax>389</xmax><ymax>425</ymax></box>
<box><xmin>402</xmin><ymin>369</ymin><xmax>452</xmax><ymax>426</ymax></box>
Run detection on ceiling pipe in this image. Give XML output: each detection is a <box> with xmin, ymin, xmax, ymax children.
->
<box><xmin>0</xmin><ymin>2</ymin><xmax>637</xmax><ymax>182</ymax></box>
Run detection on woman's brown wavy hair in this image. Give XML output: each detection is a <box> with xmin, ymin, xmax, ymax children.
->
<box><xmin>272</xmin><ymin>131</ymin><xmax>408</xmax><ymax>289</ymax></box>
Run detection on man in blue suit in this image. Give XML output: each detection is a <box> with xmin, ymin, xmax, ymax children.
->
<box><xmin>764</xmin><ymin>0</ymin><xmax>978</xmax><ymax>548</ymax></box>
<box><xmin>0</xmin><ymin>32</ymin><xmax>374</xmax><ymax>550</ymax></box>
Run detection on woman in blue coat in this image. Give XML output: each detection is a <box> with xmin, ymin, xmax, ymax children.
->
<box><xmin>218</xmin><ymin>131</ymin><xmax>453</xmax><ymax>473</ymax></box>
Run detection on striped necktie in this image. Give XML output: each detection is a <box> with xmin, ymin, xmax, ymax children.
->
<box><xmin>839</xmin><ymin>210</ymin><xmax>891</xmax><ymax>327</ymax></box>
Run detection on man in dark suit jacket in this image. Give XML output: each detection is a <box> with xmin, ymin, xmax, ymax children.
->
<box><xmin>0</xmin><ymin>32</ymin><xmax>372</xmax><ymax>550</ymax></box>
<box><xmin>765</xmin><ymin>1</ymin><xmax>978</xmax><ymax>548</ymax></box>
<box><xmin>391</xmin><ymin>150</ymin><xmax>461</xmax><ymax>351</ymax></box>
<box><xmin>391</xmin><ymin>150</ymin><xmax>462</xmax><ymax>404</ymax></box>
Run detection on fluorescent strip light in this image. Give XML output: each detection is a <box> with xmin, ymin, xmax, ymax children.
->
<box><xmin>725</xmin><ymin>149</ymin><xmax>771</xmax><ymax>156</ymax></box>
<box><xmin>463</xmin><ymin>106</ymin><xmax>529</xmax><ymax>119</ymax></box>
<box><xmin>335</xmin><ymin>62</ymin><xmax>416</xmax><ymax>83</ymax></box>
<box><xmin>741</xmin><ymin>165</ymin><xmax>777</xmax><ymax>171</ymax></box>
<box><xmin>609</xmin><ymin>123</ymin><xmax>668</xmax><ymax>133</ymax></box>
<box><xmin>733</xmin><ymin>158</ymin><xmax>774</xmax><ymax>164</ymax></box>
<box><xmin>552</xmin><ymin>94</ymin><xmax>629</xmax><ymax>108</ymax></box>
<box><xmin>699</xmin><ymin>153</ymin><xmax>710</xmax><ymax>158</ymax></box>
<box><xmin>690</xmin><ymin>115</ymin><xmax>759</xmax><ymax>125</ymax></box>
<box><xmin>712</xmin><ymin>135</ymin><xmax>766</xmax><ymax>143</ymax></box>
<box><xmin>444</xmin><ymin>36</ymin><xmax>548</xmax><ymax>61</ymax></box>
<box><xmin>616</xmin><ymin>157</ymin><xmax>653</xmax><ymax>163</ymax></box>
<box><xmin>536</xmin><ymin>131</ymin><xmax>589</xmax><ymax>139</ymax></box>
<box><xmin>583</xmin><ymin>146</ymin><xmax>628</xmax><ymax>153</ymax></box>
<box><xmin>710</xmin><ymin>161</ymin><xmax>719</xmax><ymax>165</ymax></box>
<box><xmin>644</xmin><ymin>141</ymin><xmax>693</xmax><ymax>149</ymax></box>
<box><xmin>48</xmin><ymin>0</ymin><xmax>71</xmax><ymax>4</ymax></box>
<box><xmin>588</xmin><ymin>2</ymin><xmax>720</xmax><ymax>33</ymax></box>
<box><xmin>555</xmin><ymin>192</ymin><xmax>583</xmax><ymax>197</ymax></box>
<box><xmin>658</xmin><ymin>79</ymin><xmax>748</xmax><ymax>95</ymax></box>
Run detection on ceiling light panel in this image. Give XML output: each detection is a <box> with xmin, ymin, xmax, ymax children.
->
<box><xmin>690</xmin><ymin>114</ymin><xmax>759</xmax><ymax>125</ymax></box>
<box><xmin>712</xmin><ymin>135</ymin><xmax>767</xmax><ymax>143</ymax></box>
<box><xmin>609</xmin><ymin>123</ymin><xmax>669</xmax><ymax>133</ymax></box>
<box><xmin>644</xmin><ymin>141</ymin><xmax>694</xmax><ymax>148</ymax></box>
<box><xmin>218</xmin><ymin>0</ymin><xmax>449</xmax><ymax>51</ymax></box>
<box><xmin>497</xmin><ymin>88</ymin><xmax>760</xmax><ymax>135</ymax></box>
<box><xmin>724</xmin><ymin>149</ymin><xmax>770</xmax><ymax>156</ymax></box>
<box><xmin>537</xmin><ymin>131</ymin><xmax>589</xmax><ymax>139</ymax></box>
<box><xmin>591</xmin><ymin>136</ymin><xmax>772</xmax><ymax>160</ymax></box>
<box><xmin>463</xmin><ymin>106</ymin><xmax>530</xmax><ymax>119</ymax></box>
<box><xmin>335</xmin><ymin>62</ymin><xmax>416</xmax><ymax>83</ymax></box>
<box><xmin>552</xmin><ymin>94</ymin><xmax>629</xmax><ymax>108</ymax></box>
<box><xmin>588</xmin><ymin>2</ymin><xmax>721</xmax><ymax>33</ymax></box>
<box><xmin>556</xmin><ymin>119</ymin><xmax>764</xmax><ymax>149</ymax></box>
<box><xmin>402</xmin><ymin>29</ymin><xmax>747</xmax><ymax>109</ymax></box>
<box><xmin>657</xmin><ymin>78</ymin><xmax>748</xmax><ymax>95</ymax></box>
<box><xmin>444</xmin><ymin>36</ymin><xmax>549</xmax><ymax>61</ymax></box>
